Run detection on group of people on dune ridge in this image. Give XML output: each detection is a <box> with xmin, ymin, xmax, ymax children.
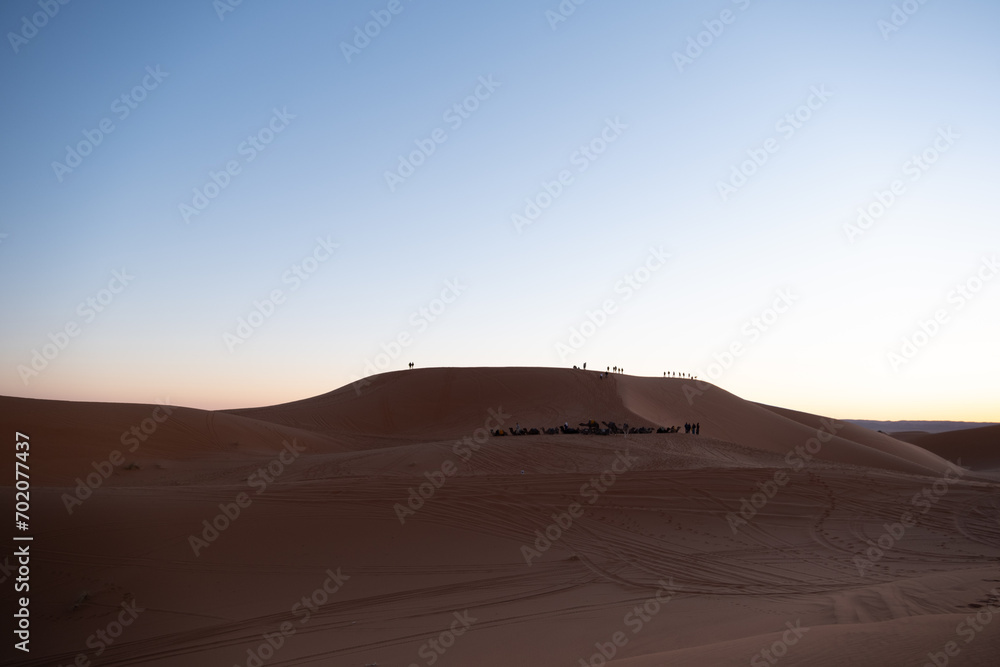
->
<box><xmin>570</xmin><ymin>363</ymin><xmax>697</xmax><ymax>380</ymax></box>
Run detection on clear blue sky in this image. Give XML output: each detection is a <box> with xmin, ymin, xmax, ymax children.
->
<box><xmin>1</xmin><ymin>0</ymin><xmax>997</xmax><ymax>420</ymax></box>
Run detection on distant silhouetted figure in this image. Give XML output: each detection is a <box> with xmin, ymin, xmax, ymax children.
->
<box><xmin>685</xmin><ymin>422</ymin><xmax>691</xmax><ymax>434</ymax></box>
<box><xmin>583</xmin><ymin>362</ymin><xmax>587</xmax><ymax>370</ymax></box>
<box><xmin>695</xmin><ymin>422</ymin><xmax>701</xmax><ymax>435</ymax></box>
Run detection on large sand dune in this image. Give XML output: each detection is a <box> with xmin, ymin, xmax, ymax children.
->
<box><xmin>231</xmin><ymin>368</ymin><xmax>951</xmax><ymax>474</ymax></box>
<box><xmin>2</xmin><ymin>367</ymin><xmax>998</xmax><ymax>666</ymax></box>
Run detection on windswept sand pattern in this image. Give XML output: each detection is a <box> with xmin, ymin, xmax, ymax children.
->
<box><xmin>2</xmin><ymin>368</ymin><xmax>998</xmax><ymax>666</ymax></box>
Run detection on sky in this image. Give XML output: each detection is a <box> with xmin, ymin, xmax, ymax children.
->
<box><xmin>1</xmin><ymin>0</ymin><xmax>998</xmax><ymax>421</ymax></box>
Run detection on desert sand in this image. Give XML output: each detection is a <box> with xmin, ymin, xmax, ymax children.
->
<box><xmin>2</xmin><ymin>367</ymin><xmax>999</xmax><ymax>666</ymax></box>
<box><xmin>894</xmin><ymin>426</ymin><xmax>1000</xmax><ymax>472</ymax></box>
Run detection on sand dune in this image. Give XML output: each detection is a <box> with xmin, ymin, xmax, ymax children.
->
<box><xmin>232</xmin><ymin>367</ymin><xmax>952</xmax><ymax>474</ymax></box>
<box><xmin>2</xmin><ymin>367</ymin><xmax>998</xmax><ymax>666</ymax></box>
<box><xmin>850</xmin><ymin>420</ymin><xmax>997</xmax><ymax>435</ymax></box>
<box><xmin>905</xmin><ymin>424</ymin><xmax>1000</xmax><ymax>471</ymax></box>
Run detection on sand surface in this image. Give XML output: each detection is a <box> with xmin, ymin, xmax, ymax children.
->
<box><xmin>2</xmin><ymin>367</ymin><xmax>999</xmax><ymax>666</ymax></box>
<box><xmin>900</xmin><ymin>425</ymin><xmax>1000</xmax><ymax>472</ymax></box>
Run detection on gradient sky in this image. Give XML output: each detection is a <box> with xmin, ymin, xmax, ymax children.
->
<box><xmin>1</xmin><ymin>0</ymin><xmax>998</xmax><ymax>420</ymax></box>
